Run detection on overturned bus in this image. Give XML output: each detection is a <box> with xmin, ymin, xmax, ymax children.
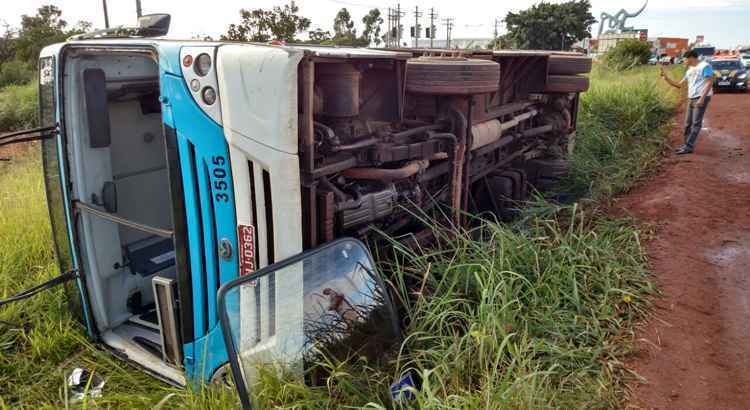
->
<box><xmin>0</xmin><ymin>16</ymin><xmax>591</xmax><ymax>408</ymax></box>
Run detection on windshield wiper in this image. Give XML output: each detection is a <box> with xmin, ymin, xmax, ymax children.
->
<box><xmin>0</xmin><ymin>126</ymin><xmax>57</xmax><ymax>148</ymax></box>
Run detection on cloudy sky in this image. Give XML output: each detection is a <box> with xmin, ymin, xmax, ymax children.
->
<box><xmin>2</xmin><ymin>0</ymin><xmax>749</xmax><ymax>48</ymax></box>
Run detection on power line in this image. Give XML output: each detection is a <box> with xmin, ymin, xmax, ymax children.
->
<box><xmin>387</xmin><ymin>7</ymin><xmax>392</xmax><ymax>47</ymax></box>
<box><xmin>395</xmin><ymin>4</ymin><xmax>404</xmax><ymax>47</ymax></box>
<box><xmin>442</xmin><ymin>17</ymin><xmax>454</xmax><ymax>48</ymax></box>
<box><xmin>387</xmin><ymin>6</ymin><xmax>403</xmax><ymax>48</ymax></box>
<box><xmin>413</xmin><ymin>5</ymin><xmax>422</xmax><ymax>48</ymax></box>
<box><xmin>428</xmin><ymin>7</ymin><xmax>438</xmax><ymax>48</ymax></box>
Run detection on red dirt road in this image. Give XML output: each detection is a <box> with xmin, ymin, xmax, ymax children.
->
<box><xmin>621</xmin><ymin>93</ymin><xmax>750</xmax><ymax>409</ymax></box>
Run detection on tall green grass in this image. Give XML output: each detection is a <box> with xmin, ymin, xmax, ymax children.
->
<box><xmin>563</xmin><ymin>64</ymin><xmax>682</xmax><ymax>199</ymax></box>
<box><xmin>0</xmin><ymin>60</ymin><xmax>35</xmax><ymax>89</ymax></box>
<box><xmin>0</xmin><ymin>65</ymin><xmax>677</xmax><ymax>408</ymax></box>
<box><xmin>0</xmin><ymin>82</ymin><xmax>38</xmax><ymax>132</ymax></box>
<box><xmin>245</xmin><ymin>205</ymin><xmax>653</xmax><ymax>409</ymax></box>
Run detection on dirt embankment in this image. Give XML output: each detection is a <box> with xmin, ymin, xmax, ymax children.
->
<box><xmin>620</xmin><ymin>93</ymin><xmax>750</xmax><ymax>409</ymax></box>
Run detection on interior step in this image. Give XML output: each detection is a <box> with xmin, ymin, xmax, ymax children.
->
<box><xmin>128</xmin><ymin>309</ymin><xmax>160</xmax><ymax>331</ymax></box>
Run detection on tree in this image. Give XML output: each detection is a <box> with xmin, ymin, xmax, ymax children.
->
<box><xmin>0</xmin><ymin>60</ymin><xmax>34</xmax><ymax>87</ymax></box>
<box><xmin>222</xmin><ymin>3</ymin><xmax>311</xmax><ymax>43</ymax></box>
<box><xmin>192</xmin><ymin>34</ymin><xmax>215</xmax><ymax>41</ymax></box>
<box><xmin>332</xmin><ymin>8</ymin><xmax>359</xmax><ymax>46</ymax></box>
<box><xmin>603</xmin><ymin>38</ymin><xmax>651</xmax><ymax>70</ymax></box>
<box><xmin>12</xmin><ymin>5</ymin><xmax>89</xmax><ymax>68</ymax></box>
<box><xmin>487</xmin><ymin>35</ymin><xmax>512</xmax><ymax>50</ymax></box>
<box><xmin>361</xmin><ymin>9</ymin><xmax>383</xmax><ymax>46</ymax></box>
<box><xmin>0</xmin><ymin>22</ymin><xmax>16</xmax><ymax>66</ymax></box>
<box><xmin>307</xmin><ymin>28</ymin><xmax>332</xmax><ymax>44</ymax></box>
<box><xmin>504</xmin><ymin>1</ymin><xmax>596</xmax><ymax>50</ymax></box>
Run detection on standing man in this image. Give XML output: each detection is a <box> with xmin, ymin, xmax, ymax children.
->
<box><xmin>660</xmin><ymin>50</ymin><xmax>714</xmax><ymax>155</ymax></box>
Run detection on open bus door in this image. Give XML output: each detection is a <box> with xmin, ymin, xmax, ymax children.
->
<box><xmin>217</xmin><ymin>238</ymin><xmax>401</xmax><ymax>409</ymax></box>
<box><xmin>0</xmin><ymin>49</ymin><xmax>94</xmax><ymax>335</ymax></box>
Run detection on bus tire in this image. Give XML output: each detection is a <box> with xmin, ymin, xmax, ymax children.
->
<box><xmin>406</xmin><ymin>57</ymin><xmax>501</xmax><ymax>95</ymax></box>
<box><xmin>545</xmin><ymin>75</ymin><xmax>590</xmax><ymax>93</ymax></box>
<box><xmin>548</xmin><ymin>55</ymin><xmax>593</xmax><ymax>75</ymax></box>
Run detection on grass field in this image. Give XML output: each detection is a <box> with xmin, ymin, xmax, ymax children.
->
<box><xmin>566</xmin><ymin>64</ymin><xmax>681</xmax><ymax>199</ymax></box>
<box><xmin>0</xmin><ymin>82</ymin><xmax>37</xmax><ymax>132</ymax></box>
<box><xmin>0</xmin><ymin>65</ymin><xmax>681</xmax><ymax>408</ymax></box>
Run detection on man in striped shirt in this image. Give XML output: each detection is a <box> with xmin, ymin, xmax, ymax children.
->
<box><xmin>661</xmin><ymin>50</ymin><xmax>714</xmax><ymax>155</ymax></box>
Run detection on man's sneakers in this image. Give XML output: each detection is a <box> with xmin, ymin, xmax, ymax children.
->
<box><xmin>675</xmin><ymin>146</ymin><xmax>694</xmax><ymax>155</ymax></box>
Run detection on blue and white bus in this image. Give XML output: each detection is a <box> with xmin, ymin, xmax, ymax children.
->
<box><xmin>1</xmin><ymin>14</ymin><xmax>590</xmax><ymax>408</ymax></box>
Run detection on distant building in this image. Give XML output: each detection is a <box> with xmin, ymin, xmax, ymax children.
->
<box><xmin>597</xmin><ymin>32</ymin><xmax>643</xmax><ymax>54</ymax></box>
<box><xmin>415</xmin><ymin>38</ymin><xmax>493</xmax><ymax>49</ymax></box>
<box><xmin>654</xmin><ymin>37</ymin><xmax>689</xmax><ymax>58</ymax></box>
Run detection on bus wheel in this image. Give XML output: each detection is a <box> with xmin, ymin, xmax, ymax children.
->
<box><xmin>210</xmin><ymin>363</ymin><xmax>235</xmax><ymax>390</ymax></box>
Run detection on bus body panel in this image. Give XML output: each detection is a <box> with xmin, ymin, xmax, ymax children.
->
<box><xmin>39</xmin><ymin>43</ymin><xmax>95</xmax><ymax>336</ymax></box>
<box><xmin>216</xmin><ymin>45</ymin><xmax>305</xmax><ymax>271</ymax></box>
<box><xmin>215</xmin><ymin>45</ymin><xmax>306</xmax><ymax>376</ymax></box>
<box><xmin>158</xmin><ymin>61</ymin><xmax>239</xmax><ymax>380</ymax></box>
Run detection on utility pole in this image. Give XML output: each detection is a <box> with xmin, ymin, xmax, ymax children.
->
<box><xmin>387</xmin><ymin>7</ymin><xmax>392</xmax><ymax>47</ymax></box>
<box><xmin>396</xmin><ymin>4</ymin><xmax>404</xmax><ymax>48</ymax></box>
<box><xmin>413</xmin><ymin>6</ymin><xmax>422</xmax><ymax>48</ymax></box>
<box><xmin>492</xmin><ymin>18</ymin><xmax>501</xmax><ymax>49</ymax></box>
<box><xmin>136</xmin><ymin>0</ymin><xmax>143</xmax><ymax>18</ymax></box>
<box><xmin>442</xmin><ymin>17</ymin><xmax>454</xmax><ymax>48</ymax></box>
<box><xmin>102</xmin><ymin>0</ymin><xmax>110</xmax><ymax>29</ymax></box>
<box><xmin>429</xmin><ymin>8</ymin><xmax>438</xmax><ymax>48</ymax></box>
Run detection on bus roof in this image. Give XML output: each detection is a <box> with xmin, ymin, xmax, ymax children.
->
<box><xmin>61</xmin><ymin>37</ymin><xmax>413</xmax><ymax>60</ymax></box>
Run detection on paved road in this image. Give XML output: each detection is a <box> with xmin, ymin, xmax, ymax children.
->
<box><xmin>621</xmin><ymin>92</ymin><xmax>750</xmax><ymax>409</ymax></box>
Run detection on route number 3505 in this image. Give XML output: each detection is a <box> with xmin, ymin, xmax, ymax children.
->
<box><xmin>211</xmin><ymin>155</ymin><xmax>230</xmax><ymax>203</ymax></box>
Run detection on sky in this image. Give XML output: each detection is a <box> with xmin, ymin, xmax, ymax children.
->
<box><xmin>2</xmin><ymin>0</ymin><xmax>749</xmax><ymax>48</ymax></box>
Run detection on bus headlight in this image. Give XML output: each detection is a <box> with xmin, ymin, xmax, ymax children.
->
<box><xmin>190</xmin><ymin>79</ymin><xmax>201</xmax><ymax>92</ymax></box>
<box><xmin>202</xmin><ymin>86</ymin><xmax>217</xmax><ymax>105</ymax></box>
<box><xmin>181</xmin><ymin>46</ymin><xmax>222</xmax><ymax>125</ymax></box>
<box><xmin>194</xmin><ymin>53</ymin><xmax>212</xmax><ymax>77</ymax></box>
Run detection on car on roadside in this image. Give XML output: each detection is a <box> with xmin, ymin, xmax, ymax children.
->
<box><xmin>710</xmin><ymin>57</ymin><xmax>748</xmax><ymax>92</ymax></box>
<box><xmin>693</xmin><ymin>45</ymin><xmax>716</xmax><ymax>61</ymax></box>
<box><xmin>648</xmin><ymin>55</ymin><xmax>658</xmax><ymax>65</ymax></box>
<box><xmin>741</xmin><ymin>53</ymin><xmax>750</xmax><ymax>68</ymax></box>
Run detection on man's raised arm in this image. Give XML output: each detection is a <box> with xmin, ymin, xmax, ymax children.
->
<box><xmin>660</xmin><ymin>66</ymin><xmax>686</xmax><ymax>89</ymax></box>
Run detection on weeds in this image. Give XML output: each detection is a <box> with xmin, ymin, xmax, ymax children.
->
<box><xmin>562</xmin><ymin>64</ymin><xmax>682</xmax><ymax>199</ymax></box>
<box><xmin>0</xmin><ymin>82</ymin><xmax>38</xmax><ymax>132</ymax></box>
<box><xmin>602</xmin><ymin>39</ymin><xmax>652</xmax><ymax>71</ymax></box>
<box><xmin>240</xmin><ymin>204</ymin><xmax>654</xmax><ymax>409</ymax></box>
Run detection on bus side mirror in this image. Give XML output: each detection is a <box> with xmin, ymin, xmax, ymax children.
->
<box><xmin>83</xmin><ymin>69</ymin><xmax>111</xmax><ymax>148</ymax></box>
<box><xmin>138</xmin><ymin>14</ymin><xmax>171</xmax><ymax>37</ymax></box>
